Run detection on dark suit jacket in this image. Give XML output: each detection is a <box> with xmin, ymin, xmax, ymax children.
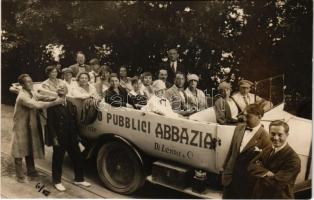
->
<box><xmin>104</xmin><ymin>87</ymin><xmax>133</xmax><ymax>108</ymax></box>
<box><xmin>159</xmin><ymin>61</ymin><xmax>186</xmax><ymax>83</ymax></box>
<box><xmin>248</xmin><ymin>144</ymin><xmax>301</xmax><ymax>199</ymax></box>
<box><xmin>69</xmin><ymin>63</ymin><xmax>91</xmax><ymax>77</ymax></box>
<box><xmin>47</xmin><ymin>100</ymin><xmax>80</xmax><ymax>147</ymax></box>
<box><xmin>222</xmin><ymin>124</ymin><xmax>272</xmax><ymax>199</ymax></box>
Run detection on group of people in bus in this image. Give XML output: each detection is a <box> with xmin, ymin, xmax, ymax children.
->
<box><xmin>10</xmin><ymin>48</ymin><xmax>300</xmax><ymax>199</ymax></box>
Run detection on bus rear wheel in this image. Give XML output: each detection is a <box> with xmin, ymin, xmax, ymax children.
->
<box><xmin>96</xmin><ymin>141</ymin><xmax>145</xmax><ymax>194</ymax></box>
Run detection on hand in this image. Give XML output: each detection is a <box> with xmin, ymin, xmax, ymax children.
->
<box><xmin>52</xmin><ymin>137</ymin><xmax>60</xmax><ymax>146</ymax></box>
<box><xmin>237</xmin><ymin>114</ymin><xmax>246</xmax><ymax>122</ymax></box>
<box><xmin>55</xmin><ymin>97</ymin><xmax>65</xmax><ymax>105</ymax></box>
<box><xmin>263</xmin><ymin>171</ymin><xmax>274</xmax><ymax>177</ymax></box>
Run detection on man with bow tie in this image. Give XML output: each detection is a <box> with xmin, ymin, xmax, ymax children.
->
<box><xmin>248</xmin><ymin>120</ymin><xmax>301</xmax><ymax>199</ymax></box>
<box><xmin>69</xmin><ymin>51</ymin><xmax>91</xmax><ymax>77</ymax></box>
<box><xmin>159</xmin><ymin>48</ymin><xmax>186</xmax><ymax>84</ymax></box>
<box><xmin>222</xmin><ymin>103</ymin><xmax>272</xmax><ymax>199</ymax></box>
<box><xmin>47</xmin><ymin>86</ymin><xmax>91</xmax><ymax>191</ymax></box>
<box><xmin>141</xmin><ymin>80</ymin><xmax>179</xmax><ymax>118</ymax></box>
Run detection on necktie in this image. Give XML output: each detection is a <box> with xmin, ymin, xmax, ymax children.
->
<box><xmin>269</xmin><ymin>148</ymin><xmax>276</xmax><ymax>160</ymax></box>
<box><xmin>171</xmin><ymin>62</ymin><xmax>174</xmax><ymax>72</ymax></box>
<box><xmin>243</xmin><ymin>96</ymin><xmax>249</xmax><ymax>106</ymax></box>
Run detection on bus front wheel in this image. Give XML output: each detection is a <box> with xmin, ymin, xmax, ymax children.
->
<box><xmin>96</xmin><ymin>141</ymin><xmax>145</xmax><ymax>194</ymax></box>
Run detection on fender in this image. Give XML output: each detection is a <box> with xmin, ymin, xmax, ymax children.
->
<box><xmin>85</xmin><ymin>133</ymin><xmax>145</xmax><ymax>168</ymax></box>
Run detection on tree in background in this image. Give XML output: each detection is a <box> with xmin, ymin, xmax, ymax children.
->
<box><xmin>2</xmin><ymin>0</ymin><xmax>312</xmax><ymax>118</ymax></box>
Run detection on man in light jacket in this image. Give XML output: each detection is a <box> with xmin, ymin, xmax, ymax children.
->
<box><xmin>10</xmin><ymin>74</ymin><xmax>63</xmax><ymax>183</ymax></box>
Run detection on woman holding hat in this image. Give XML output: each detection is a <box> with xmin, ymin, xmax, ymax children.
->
<box><xmin>141</xmin><ymin>80</ymin><xmax>179</xmax><ymax>118</ymax></box>
<box><xmin>185</xmin><ymin>74</ymin><xmax>207</xmax><ymax>112</ymax></box>
<box><xmin>214</xmin><ymin>82</ymin><xmax>239</xmax><ymax>125</ymax></box>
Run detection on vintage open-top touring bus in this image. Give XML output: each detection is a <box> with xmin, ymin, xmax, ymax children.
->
<box><xmin>10</xmin><ymin>75</ymin><xmax>312</xmax><ymax>198</ymax></box>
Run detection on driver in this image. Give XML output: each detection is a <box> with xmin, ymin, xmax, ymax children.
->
<box><xmin>232</xmin><ymin>80</ymin><xmax>272</xmax><ymax>113</ymax></box>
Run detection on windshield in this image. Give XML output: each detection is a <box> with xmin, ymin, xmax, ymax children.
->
<box><xmin>253</xmin><ymin>74</ymin><xmax>285</xmax><ymax>109</ymax></box>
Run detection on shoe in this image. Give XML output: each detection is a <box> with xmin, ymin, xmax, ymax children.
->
<box><xmin>27</xmin><ymin>170</ymin><xmax>39</xmax><ymax>177</ymax></box>
<box><xmin>54</xmin><ymin>183</ymin><xmax>66</xmax><ymax>191</ymax></box>
<box><xmin>16</xmin><ymin>176</ymin><xmax>25</xmax><ymax>183</ymax></box>
<box><xmin>73</xmin><ymin>181</ymin><xmax>91</xmax><ymax>187</ymax></box>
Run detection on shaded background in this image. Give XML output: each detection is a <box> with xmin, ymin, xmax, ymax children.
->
<box><xmin>2</xmin><ymin>0</ymin><xmax>312</xmax><ymax>119</ymax></box>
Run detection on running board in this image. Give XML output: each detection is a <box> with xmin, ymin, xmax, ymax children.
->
<box><xmin>146</xmin><ymin>175</ymin><xmax>222</xmax><ymax>199</ymax></box>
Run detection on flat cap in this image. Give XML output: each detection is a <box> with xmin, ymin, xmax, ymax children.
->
<box><xmin>238</xmin><ymin>79</ymin><xmax>253</xmax><ymax>87</ymax></box>
<box><xmin>218</xmin><ymin>82</ymin><xmax>231</xmax><ymax>90</ymax></box>
<box><xmin>187</xmin><ymin>74</ymin><xmax>199</xmax><ymax>82</ymax></box>
<box><xmin>152</xmin><ymin>80</ymin><xmax>166</xmax><ymax>91</ymax></box>
<box><xmin>61</xmin><ymin>68</ymin><xmax>73</xmax><ymax>74</ymax></box>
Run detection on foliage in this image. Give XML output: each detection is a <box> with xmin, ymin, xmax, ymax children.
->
<box><xmin>1</xmin><ymin>0</ymin><xmax>312</xmax><ymax>117</ymax></box>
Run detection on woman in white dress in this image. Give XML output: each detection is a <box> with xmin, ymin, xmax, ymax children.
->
<box><xmin>71</xmin><ymin>72</ymin><xmax>98</xmax><ymax>99</ymax></box>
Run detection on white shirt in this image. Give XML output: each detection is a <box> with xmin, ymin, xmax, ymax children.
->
<box><xmin>70</xmin><ymin>83</ymin><xmax>98</xmax><ymax>99</ymax></box>
<box><xmin>170</xmin><ymin>61</ymin><xmax>177</xmax><ymax>72</ymax></box>
<box><xmin>64</xmin><ymin>78</ymin><xmax>77</xmax><ymax>94</ymax></box>
<box><xmin>232</xmin><ymin>92</ymin><xmax>262</xmax><ymax>112</ymax></box>
<box><xmin>273</xmin><ymin>141</ymin><xmax>288</xmax><ymax>154</ymax></box>
<box><xmin>227</xmin><ymin>98</ymin><xmax>239</xmax><ymax>119</ymax></box>
<box><xmin>240</xmin><ymin>124</ymin><xmax>262</xmax><ymax>152</ymax></box>
<box><xmin>141</xmin><ymin>95</ymin><xmax>178</xmax><ymax>118</ymax></box>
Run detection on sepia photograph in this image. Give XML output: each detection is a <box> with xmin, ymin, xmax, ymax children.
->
<box><xmin>1</xmin><ymin>0</ymin><xmax>313</xmax><ymax>199</ymax></box>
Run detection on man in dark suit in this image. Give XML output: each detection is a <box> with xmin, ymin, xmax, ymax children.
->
<box><xmin>248</xmin><ymin>120</ymin><xmax>301</xmax><ymax>199</ymax></box>
<box><xmin>47</xmin><ymin>86</ymin><xmax>91</xmax><ymax>191</ymax></box>
<box><xmin>222</xmin><ymin>103</ymin><xmax>272</xmax><ymax>199</ymax></box>
<box><xmin>159</xmin><ymin>48</ymin><xmax>186</xmax><ymax>84</ymax></box>
<box><xmin>68</xmin><ymin>51</ymin><xmax>91</xmax><ymax>77</ymax></box>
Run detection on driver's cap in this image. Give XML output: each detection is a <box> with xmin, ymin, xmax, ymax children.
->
<box><xmin>238</xmin><ymin>79</ymin><xmax>253</xmax><ymax>88</ymax></box>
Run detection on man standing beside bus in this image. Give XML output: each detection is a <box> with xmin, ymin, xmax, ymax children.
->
<box><xmin>11</xmin><ymin>74</ymin><xmax>63</xmax><ymax>183</ymax></box>
<box><xmin>248</xmin><ymin>120</ymin><xmax>301</xmax><ymax>199</ymax></box>
<box><xmin>222</xmin><ymin>104</ymin><xmax>272</xmax><ymax>199</ymax></box>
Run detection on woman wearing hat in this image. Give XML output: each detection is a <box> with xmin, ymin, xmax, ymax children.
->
<box><xmin>62</xmin><ymin>67</ymin><xmax>77</xmax><ymax>94</ymax></box>
<box><xmin>185</xmin><ymin>74</ymin><xmax>207</xmax><ymax>112</ymax></box>
<box><xmin>214</xmin><ymin>82</ymin><xmax>239</xmax><ymax>125</ymax></box>
<box><xmin>141</xmin><ymin>80</ymin><xmax>179</xmax><ymax>118</ymax></box>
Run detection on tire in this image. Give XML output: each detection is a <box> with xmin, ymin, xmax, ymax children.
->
<box><xmin>96</xmin><ymin>141</ymin><xmax>145</xmax><ymax>194</ymax></box>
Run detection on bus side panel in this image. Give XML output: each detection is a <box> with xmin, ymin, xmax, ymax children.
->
<box><xmin>81</xmin><ymin>105</ymin><xmax>221</xmax><ymax>173</ymax></box>
<box><xmin>215</xmin><ymin>125</ymin><xmax>236</xmax><ymax>172</ymax></box>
